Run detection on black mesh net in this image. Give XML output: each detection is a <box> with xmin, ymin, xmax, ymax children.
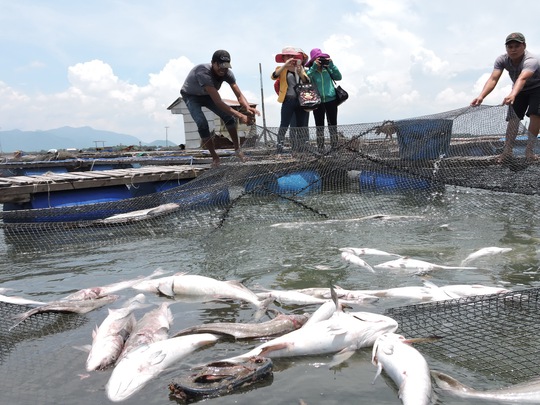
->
<box><xmin>1</xmin><ymin>104</ymin><xmax>539</xmax><ymax>254</ymax></box>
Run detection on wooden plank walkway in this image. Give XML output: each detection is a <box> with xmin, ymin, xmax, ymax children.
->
<box><xmin>0</xmin><ymin>165</ymin><xmax>207</xmax><ymax>204</ymax></box>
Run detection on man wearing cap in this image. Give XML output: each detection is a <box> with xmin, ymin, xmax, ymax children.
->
<box><xmin>180</xmin><ymin>50</ymin><xmax>260</xmax><ymax>167</ymax></box>
<box><xmin>471</xmin><ymin>32</ymin><xmax>540</xmax><ymax>162</ymax></box>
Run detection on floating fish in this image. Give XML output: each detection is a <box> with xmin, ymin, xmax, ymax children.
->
<box><xmin>133</xmin><ymin>273</ymin><xmax>264</xmax><ymax>309</ymax></box>
<box><xmin>374</xmin><ymin>257</ymin><xmax>477</xmax><ymax>274</ymax></box>
<box><xmin>117</xmin><ymin>301</ymin><xmax>173</xmax><ymax>362</ymax></box>
<box><xmin>256</xmin><ymin>290</ymin><xmax>329</xmax><ymax>306</ymax></box>
<box><xmin>173</xmin><ymin>313</ymin><xmax>309</xmax><ymax>340</ymax></box>
<box><xmin>0</xmin><ymin>293</ymin><xmax>46</xmax><ymax>306</ymax></box>
<box><xmin>461</xmin><ymin>246</ymin><xmax>513</xmax><ymax>266</ymax></box>
<box><xmin>339</xmin><ymin>247</ymin><xmax>401</xmax><ymax>257</ymax></box>
<box><xmin>372</xmin><ymin>333</ymin><xmax>432</xmax><ymax>405</ymax></box>
<box><xmin>439</xmin><ymin>284</ymin><xmax>510</xmax><ymax>298</ymax></box>
<box><xmin>223</xmin><ymin>311</ymin><xmax>398</xmax><ymax>367</ymax></box>
<box><xmin>10</xmin><ymin>295</ymin><xmax>119</xmax><ymax>330</ymax></box>
<box><xmin>431</xmin><ymin>370</ymin><xmax>540</xmax><ymax>403</ymax></box>
<box><xmin>96</xmin><ymin>203</ymin><xmax>180</xmax><ymax>224</ymax></box>
<box><xmin>85</xmin><ymin>294</ymin><xmax>147</xmax><ymax>371</ymax></box>
<box><xmin>64</xmin><ymin>268</ymin><xmax>167</xmax><ymax>301</ymax></box>
<box><xmin>341</xmin><ymin>252</ymin><xmax>375</xmax><ymax>272</ymax></box>
<box><xmin>106</xmin><ymin>333</ymin><xmax>219</xmax><ymax>402</ymax></box>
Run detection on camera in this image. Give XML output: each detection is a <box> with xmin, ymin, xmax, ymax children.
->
<box><xmin>319</xmin><ymin>57</ymin><xmax>329</xmax><ymax>66</ymax></box>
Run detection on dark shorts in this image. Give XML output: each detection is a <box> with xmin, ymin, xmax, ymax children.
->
<box><xmin>507</xmin><ymin>86</ymin><xmax>540</xmax><ymax>120</ymax></box>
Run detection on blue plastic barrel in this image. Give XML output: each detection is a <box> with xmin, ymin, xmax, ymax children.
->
<box><xmin>395</xmin><ymin>119</ymin><xmax>453</xmax><ymax>160</ymax></box>
<box><xmin>359</xmin><ymin>171</ymin><xmax>432</xmax><ymax>192</ymax></box>
<box><xmin>276</xmin><ymin>171</ymin><xmax>322</xmax><ymax>196</ymax></box>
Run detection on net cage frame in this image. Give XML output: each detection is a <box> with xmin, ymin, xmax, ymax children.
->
<box><xmin>1</xmin><ymin>104</ymin><xmax>540</xmax><ymax>254</ymax></box>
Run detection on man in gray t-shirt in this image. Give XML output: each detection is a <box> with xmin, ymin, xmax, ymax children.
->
<box><xmin>471</xmin><ymin>32</ymin><xmax>540</xmax><ymax>162</ymax></box>
<box><xmin>180</xmin><ymin>50</ymin><xmax>260</xmax><ymax>167</ymax></box>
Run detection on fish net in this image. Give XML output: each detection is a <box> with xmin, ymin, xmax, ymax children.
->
<box><xmin>385</xmin><ymin>287</ymin><xmax>540</xmax><ymax>386</ymax></box>
<box><xmin>1</xmin><ymin>104</ymin><xmax>540</xmax><ymax>253</ymax></box>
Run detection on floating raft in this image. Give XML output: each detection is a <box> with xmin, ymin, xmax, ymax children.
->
<box><xmin>0</xmin><ymin>165</ymin><xmax>207</xmax><ymax>204</ymax></box>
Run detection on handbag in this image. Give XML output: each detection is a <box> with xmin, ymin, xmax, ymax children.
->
<box><xmin>334</xmin><ymin>84</ymin><xmax>349</xmax><ymax>106</ymax></box>
<box><xmin>294</xmin><ymin>81</ymin><xmax>321</xmax><ymax>111</ymax></box>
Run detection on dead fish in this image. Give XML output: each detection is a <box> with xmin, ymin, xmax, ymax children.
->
<box><xmin>461</xmin><ymin>246</ymin><xmax>513</xmax><ymax>266</ymax></box>
<box><xmin>10</xmin><ymin>295</ymin><xmax>119</xmax><ymax>330</ymax></box>
<box><xmin>374</xmin><ymin>257</ymin><xmax>477</xmax><ymax>274</ymax></box>
<box><xmin>0</xmin><ymin>293</ymin><xmax>46</xmax><ymax>306</ymax></box>
<box><xmin>303</xmin><ymin>285</ymin><xmax>349</xmax><ymax>326</ymax></box>
<box><xmin>172</xmin><ymin>313</ymin><xmax>309</xmax><ymax>339</ymax></box>
<box><xmin>439</xmin><ymin>284</ymin><xmax>510</xmax><ymax>298</ymax></box>
<box><xmin>64</xmin><ymin>268</ymin><xmax>167</xmax><ymax>301</ymax></box>
<box><xmin>117</xmin><ymin>302</ymin><xmax>173</xmax><ymax>362</ymax></box>
<box><xmin>96</xmin><ymin>203</ymin><xmax>180</xmax><ymax>224</ymax></box>
<box><xmin>339</xmin><ymin>247</ymin><xmax>401</xmax><ymax>257</ymax></box>
<box><xmin>106</xmin><ymin>333</ymin><xmax>219</xmax><ymax>402</ymax></box>
<box><xmin>133</xmin><ymin>273</ymin><xmax>264</xmax><ymax>309</ymax></box>
<box><xmin>256</xmin><ymin>290</ymin><xmax>330</xmax><ymax>306</ymax></box>
<box><xmin>341</xmin><ymin>252</ymin><xmax>375</xmax><ymax>272</ymax></box>
<box><xmin>431</xmin><ymin>370</ymin><xmax>540</xmax><ymax>403</ymax></box>
<box><xmin>224</xmin><ymin>311</ymin><xmax>398</xmax><ymax>367</ymax></box>
<box><xmin>85</xmin><ymin>294</ymin><xmax>147</xmax><ymax>371</ymax></box>
<box><xmin>372</xmin><ymin>333</ymin><xmax>432</xmax><ymax>405</ymax></box>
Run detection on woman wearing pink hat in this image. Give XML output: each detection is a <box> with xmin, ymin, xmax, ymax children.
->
<box><xmin>271</xmin><ymin>46</ymin><xmax>311</xmax><ymax>154</ymax></box>
<box><xmin>306</xmin><ymin>48</ymin><xmax>343</xmax><ymax>152</ymax></box>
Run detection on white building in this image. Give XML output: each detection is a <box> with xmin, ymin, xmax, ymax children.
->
<box><xmin>167</xmin><ymin>97</ymin><xmax>258</xmax><ymax>149</ymax></box>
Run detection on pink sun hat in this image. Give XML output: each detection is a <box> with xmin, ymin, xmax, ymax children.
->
<box><xmin>275</xmin><ymin>46</ymin><xmax>303</xmax><ymax>63</ymax></box>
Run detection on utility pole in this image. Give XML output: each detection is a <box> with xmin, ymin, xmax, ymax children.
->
<box><xmin>165</xmin><ymin>126</ymin><xmax>169</xmax><ymax>148</ymax></box>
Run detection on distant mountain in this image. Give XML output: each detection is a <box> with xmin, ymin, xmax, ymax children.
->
<box><xmin>0</xmin><ymin>127</ymin><xmax>168</xmax><ymax>153</ymax></box>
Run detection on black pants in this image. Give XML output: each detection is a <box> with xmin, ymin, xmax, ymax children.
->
<box><xmin>313</xmin><ymin>99</ymin><xmax>339</xmax><ymax>150</ymax></box>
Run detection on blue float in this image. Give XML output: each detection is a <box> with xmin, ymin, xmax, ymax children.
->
<box><xmin>359</xmin><ymin>170</ymin><xmax>433</xmax><ymax>192</ymax></box>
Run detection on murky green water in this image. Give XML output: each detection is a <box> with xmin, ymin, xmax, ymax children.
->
<box><xmin>1</xmin><ymin>187</ymin><xmax>539</xmax><ymax>404</ymax></box>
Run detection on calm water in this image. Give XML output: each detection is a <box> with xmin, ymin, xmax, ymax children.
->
<box><xmin>1</xmin><ymin>187</ymin><xmax>540</xmax><ymax>405</ymax></box>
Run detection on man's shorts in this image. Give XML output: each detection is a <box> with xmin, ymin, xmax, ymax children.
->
<box><xmin>508</xmin><ymin>86</ymin><xmax>540</xmax><ymax>120</ymax></box>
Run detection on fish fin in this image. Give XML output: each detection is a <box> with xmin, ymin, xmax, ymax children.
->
<box><xmin>157</xmin><ymin>281</ymin><xmax>175</xmax><ymax>298</ymax></box>
<box><xmin>253</xmin><ymin>296</ymin><xmax>274</xmax><ymax>321</ymax></box>
<box><xmin>73</xmin><ymin>344</ymin><xmax>92</xmax><ymax>353</ymax></box>
<box><xmin>258</xmin><ymin>342</ymin><xmax>289</xmax><ymax>357</ymax></box>
<box><xmin>431</xmin><ymin>370</ymin><xmax>475</xmax><ymax>392</ymax></box>
<box><xmin>371</xmin><ymin>363</ymin><xmax>383</xmax><ymax>384</ymax></box>
<box><xmin>328</xmin><ymin>348</ymin><xmax>355</xmax><ymax>368</ymax></box>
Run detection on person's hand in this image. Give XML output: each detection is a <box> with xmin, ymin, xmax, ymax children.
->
<box><xmin>502</xmin><ymin>95</ymin><xmax>515</xmax><ymax>105</ymax></box>
<box><xmin>248</xmin><ymin>107</ymin><xmax>261</xmax><ymax>117</ymax></box>
<box><xmin>470</xmin><ymin>96</ymin><xmax>483</xmax><ymax>107</ymax></box>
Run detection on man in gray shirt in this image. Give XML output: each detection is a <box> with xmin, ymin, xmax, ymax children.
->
<box><xmin>181</xmin><ymin>50</ymin><xmax>259</xmax><ymax>167</ymax></box>
<box><xmin>471</xmin><ymin>32</ymin><xmax>540</xmax><ymax>162</ymax></box>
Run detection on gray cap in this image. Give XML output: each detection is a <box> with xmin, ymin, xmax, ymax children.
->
<box><xmin>505</xmin><ymin>32</ymin><xmax>525</xmax><ymax>45</ymax></box>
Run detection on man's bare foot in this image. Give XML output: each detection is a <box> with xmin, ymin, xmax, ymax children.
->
<box><xmin>526</xmin><ymin>154</ymin><xmax>538</xmax><ymax>162</ymax></box>
<box><xmin>211</xmin><ymin>158</ymin><xmax>220</xmax><ymax>168</ymax></box>
<box><xmin>495</xmin><ymin>153</ymin><xmax>512</xmax><ymax>164</ymax></box>
<box><xmin>235</xmin><ymin>150</ymin><xmax>246</xmax><ymax>162</ymax></box>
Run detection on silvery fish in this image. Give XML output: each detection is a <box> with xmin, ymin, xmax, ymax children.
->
<box><xmin>64</xmin><ymin>268</ymin><xmax>167</xmax><ymax>301</ymax></box>
<box><xmin>96</xmin><ymin>203</ymin><xmax>179</xmax><ymax>224</ymax></box>
<box><xmin>461</xmin><ymin>246</ymin><xmax>513</xmax><ymax>266</ymax></box>
<box><xmin>256</xmin><ymin>290</ymin><xmax>331</xmax><ymax>306</ymax></box>
<box><xmin>372</xmin><ymin>333</ymin><xmax>432</xmax><ymax>405</ymax></box>
<box><xmin>117</xmin><ymin>301</ymin><xmax>173</xmax><ymax>362</ymax></box>
<box><xmin>10</xmin><ymin>295</ymin><xmax>119</xmax><ymax>330</ymax></box>
<box><xmin>133</xmin><ymin>273</ymin><xmax>264</xmax><ymax>309</ymax></box>
<box><xmin>431</xmin><ymin>370</ymin><xmax>540</xmax><ymax>403</ymax></box>
<box><xmin>374</xmin><ymin>257</ymin><xmax>477</xmax><ymax>274</ymax></box>
<box><xmin>85</xmin><ymin>294</ymin><xmax>147</xmax><ymax>371</ymax></box>
<box><xmin>439</xmin><ymin>284</ymin><xmax>510</xmax><ymax>298</ymax></box>
<box><xmin>173</xmin><ymin>313</ymin><xmax>309</xmax><ymax>339</ymax></box>
<box><xmin>339</xmin><ymin>247</ymin><xmax>401</xmax><ymax>257</ymax></box>
<box><xmin>341</xmin><ymin>251</ymin><xmax>375</xmax><ymax>272</ymax></box>
<box><xmin>106</xmin><ymin>333</ymin><xmax>219</xmax><ymax>402</ymax></box>
<box><xmin>0</xmin><ymin>293</ymin><xmax>46</xmax><ymax>306</ymax></box>
<box><xmin>224</xmin><ymin>311</ymin><xmax>398</xmax><ymax>367</ymax></box>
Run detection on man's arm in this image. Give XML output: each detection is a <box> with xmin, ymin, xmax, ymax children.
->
<box><xmin>204</xmin><ymin>85</ymin><xmax>250</xmax><ymax>124</ymax></box>
<box><xmin>471</xmin><ymin>69</ymin><xmax>503</xmax><ymax>106</ymax></box>
<box><xmin>503</xmin><ymin>69</ymin><xmax>534</xmax><ymax>105</ymax></box>
<box><xmin>230</xmin><ymin>83</ymin><xmax>261</xmax><ymax>118</ymax></box>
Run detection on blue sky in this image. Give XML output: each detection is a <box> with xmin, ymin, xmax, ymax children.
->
<box><xmin>1</xmin><ymin>0</ymin><xmax>539</xmax><ymax>145</ymax></box>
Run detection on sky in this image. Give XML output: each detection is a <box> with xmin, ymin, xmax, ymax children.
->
<box><xmin>1</xmin><ymin>0</ymin><xmax>539</xmax><ymax>146</ymax></box>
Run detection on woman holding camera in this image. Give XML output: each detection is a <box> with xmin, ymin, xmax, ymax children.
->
<box><xmin>306</xmin><ymin>48</ymin><xmax>343</xmax><ymax>152</ymax></box>
<box><xmin>271</xmin><ymin>46</ymin><xmax>310</xmax><ymax>154</ymax></box>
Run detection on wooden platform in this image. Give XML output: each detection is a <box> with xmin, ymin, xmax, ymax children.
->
<box><xmin>0</xmin><ymin>165</ymin><xmax>207</xmax><ymax>204</ymax></box>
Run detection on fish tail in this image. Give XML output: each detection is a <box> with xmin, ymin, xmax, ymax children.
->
<box><xmin>9</xmin><ymin>310</ymin><xmax>34</xmax><ymax>331</ymax></box>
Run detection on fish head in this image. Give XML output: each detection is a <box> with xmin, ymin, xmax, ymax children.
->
<box><xmin>371</xmin><ymin>332</ymin><xmax>404</xmax><ymax>364</ymax></box>
<box><xmin>86</xmin><ymin>336</ymin><xmax>125</xmax><ymax>371</ymax></box>
<box><xmin>106</xmin><ymin>345</ymin><xmax>164</xmax><ymax>402</ymax></box>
